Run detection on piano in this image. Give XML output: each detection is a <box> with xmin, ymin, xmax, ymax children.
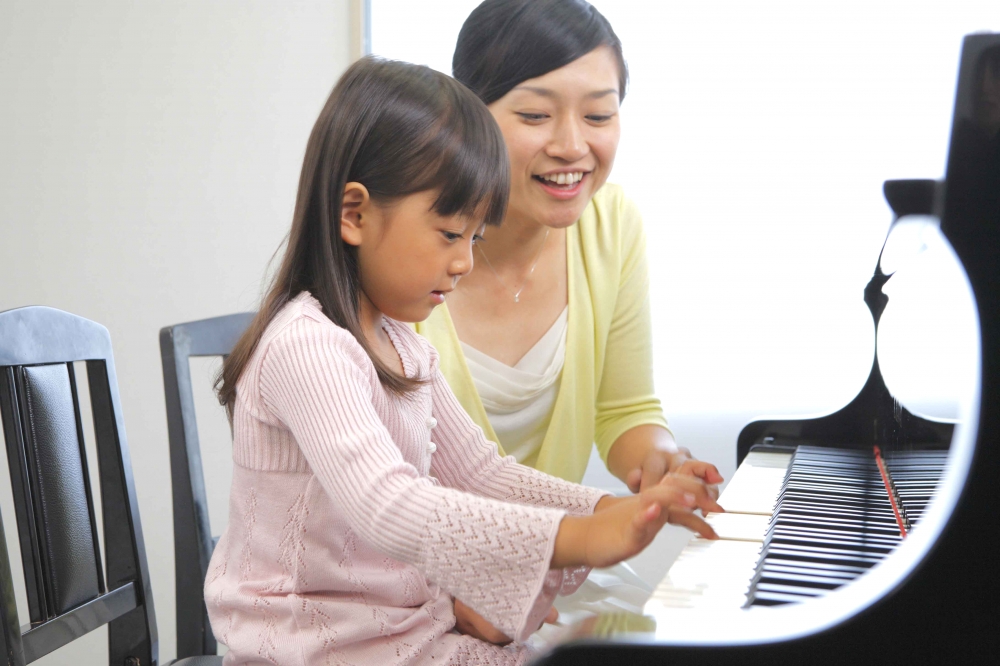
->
<box><xmin>534</xmin><ymin>32</ymin><xmax>999</xmax><ymax>664</ymax></box>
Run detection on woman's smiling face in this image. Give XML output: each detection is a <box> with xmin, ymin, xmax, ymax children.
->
<box><xmin>488</xmin><ymin>45</ymin><xmax>622</xmax><ymax>229</ymax></box>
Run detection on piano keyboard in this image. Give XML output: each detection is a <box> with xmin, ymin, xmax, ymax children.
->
<box><xmin>649</xmin><ymin>446</ymin><xmax>946</xmax><ymax>610</ymax></box>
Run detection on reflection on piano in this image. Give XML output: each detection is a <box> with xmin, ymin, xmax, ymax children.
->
<box><xmin>535</xmin><ymin>33</ymin><xmax>999</xmax><ymax>664</ymax></box>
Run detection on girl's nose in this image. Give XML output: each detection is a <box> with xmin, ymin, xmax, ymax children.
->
<box><xmin>451</xmin><ymin>243</ymin><xmax>473</xmax><ymax>277</ymax></box>
<box><xmin>546</xmin><ymin>117</ymin><xmax>588</xmax><ymax>162</ymax></box>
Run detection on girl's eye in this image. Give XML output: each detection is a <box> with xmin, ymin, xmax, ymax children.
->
<box><xmin>586</xmin><ymin>114</ymin><xmax>614</xmax><ymax>123</ymax></box>
<box><xmin>516</xmin><ymin>112</ymin><xmax>548</xmax><ymax>122</ymax></box>
<box><xmin>442</xmin><ymin>231</ymin><xmax>462</xmax><ymax>242</ymax></box>
<box><xmin>472</xmin><ymin>234</ymin><xmax>484</xmax><ymax>245</ymax></box>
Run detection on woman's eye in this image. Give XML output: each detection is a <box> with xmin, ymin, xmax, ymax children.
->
<box><xmin>516</xmin><ymin>112</ymin><xmax>548</xmax><ymax>122</ymax></box>
<box><xmin>442</xmin><ymin>231</ymin><xmax>462</xmax><ymax>242</ymax></box>
<box><xmin>472</xmin><ymin>234</ymin><xmax>485</xmax><ymax>245</ymax></box>
<box><xmin>586</xmin><ymin>114</ymin><xmax>614</xmax><ymax>123</ymax></box>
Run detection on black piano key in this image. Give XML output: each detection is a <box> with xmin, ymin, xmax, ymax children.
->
<box><xmin>753</xmin><ymin>582</ymin><xmax>825</xmax><ymax>598</ymax></box>
<box><xmin>763</xmin><ymin>541</ymin><xmax>891</xmax><ymax>564</ymax></box>
<box><xmin>765</xmin><ymin>535</ymin><xmax>899</xmax><ymax>556</ymax></box>
<box><xmin>747</xmin><ymin>589</ymin><xmax>816</xmax><ymax>607</ymax></box>
<box><xmin>742</xmin><ymin>445</ymin><xmax>946</xmax><ymax>608</ymax></box>
<box><xmin>760</xmin><ymin>560</ymin><xmax>870</xmax><ymax>577</ymax></box>
<box><xmin>754</xmin><ymin>571</ymin><xmax>847</xmax><ymax>591</ymax></box>
<box><xmin>768</xmin><ymin>521</ymin><xmax>903</xmax><ymax>541</ymax></box>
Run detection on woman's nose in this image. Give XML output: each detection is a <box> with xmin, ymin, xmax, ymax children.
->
<box><xmin>546</xmin><ymin>117</ymin><xmax>588</xmax><ymax>162</ymax></box>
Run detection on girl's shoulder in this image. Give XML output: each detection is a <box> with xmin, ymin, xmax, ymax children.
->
<box><xmin>266</xmin><ymin>290</ymin><xmax>349</xmax><ymax>337</ymax></box>
<box><xmin>234</xmin><ymin>292</ymin><xmax>377</xmax><ymax>420</ymax></box>
<box><xmin>254</xmin><ymin>292</ymin><xmax>438</xmax><ymax>381</ymax></box>
<box><xmin>382</xmin><ymin>317</ymin><xmax>440</xmax><ymax>379</ymax></box>
<box><xmin>257</xmin><ymin>292</ymin><xmax>370</xmax><ymax>370</ymax></box>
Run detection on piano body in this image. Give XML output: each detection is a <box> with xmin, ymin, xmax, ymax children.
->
<box><xmin>535</xmin><ymin>32</ymin><xmax>999</xmax><ymax>664</ymax></box>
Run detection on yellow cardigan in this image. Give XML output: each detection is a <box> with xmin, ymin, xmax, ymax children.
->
<box><xmin>416</xmin><ymin>184</ymin><xmax>669</xmax><ymax>483</ymax></box>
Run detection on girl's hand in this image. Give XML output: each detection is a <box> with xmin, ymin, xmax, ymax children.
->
<box><xmin>626</xmin><ymin>446</ymin><xmax>724</xmax><ymax>495</ymax></box>
<box><xmin>453</xmin><ymin>599</ymin><xmax>558</xmax><ymax>644</ymax></box>
<box><xmin>454</xmin><ymin>598</ymin><xmax>511</xmax><ymax>645</ymax></box>
<box><xmin>553</xmin><ymin>475</ymin><xmax>723</xmax><ymax>569</ymax></box>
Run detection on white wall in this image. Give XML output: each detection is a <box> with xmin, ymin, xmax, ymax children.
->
<box><xmin>0</xmin><ymin>1</ymin><xmax>353</xmax><ymax>663</ymax></box>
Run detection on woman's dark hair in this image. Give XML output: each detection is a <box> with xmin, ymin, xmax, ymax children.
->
<box><xmin>453</xmin><ymin>0</ymin><xmax>628</xmax><ymax>106</ymax></box>
<box><xmin>217</xmin><ymin>57</ymin><xmax>509</xmax><ymax>411</ymax></box>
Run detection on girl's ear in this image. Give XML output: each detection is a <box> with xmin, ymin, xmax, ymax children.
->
<box><xmin>341</xmin><ymin>182</ymin><xmax>371</xmax><ymax>247</ymax></box>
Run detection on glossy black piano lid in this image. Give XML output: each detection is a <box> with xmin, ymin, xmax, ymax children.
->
<box><xmin>533</xmin><ymin>33</ymin><xmax>1000</xmax><ymax>665</ymax></box>
<box><xmin>734</xmin><ymin>176</ymin><xmax>957</xmax><ymax>465</ymax></box>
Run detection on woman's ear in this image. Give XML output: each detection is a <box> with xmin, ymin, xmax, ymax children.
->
<box><xmin>340</xmin><ymin>182</ymin><xmax>371</xmax><ymax>247</ymax></box>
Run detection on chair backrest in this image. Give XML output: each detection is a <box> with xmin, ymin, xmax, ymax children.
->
<box><xmin>0</xmin><ymin>306</ymin><xmax>157</xmax><ymax>666</ymax></box>
<box><xmin>158</xmin><ymin>313</ymin><xmax>253</xmax><ymax>659</ymax></box>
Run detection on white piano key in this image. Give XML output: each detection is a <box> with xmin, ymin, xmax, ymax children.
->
<box><xmin>647</xmin><ymin>451</ymin><xmax>790</xmax><ymax>612</ymax></box>
<box><xmin>649</xmin><ymin>539</ymin><xmax>763</xmax><ymax>609</ymax></box>
<box><xmin>704</xmin><ymin>512</ymin><xmax>772</xmax><ymax>541</ymax></box>
<box><xmin>717</xmin><ymin>451</ymin><xmax>791</xmax><ymax>515</ymax></box>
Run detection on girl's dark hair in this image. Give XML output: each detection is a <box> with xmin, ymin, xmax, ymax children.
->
<box><xmin>453</xmin><ymin>0</ymin><xmax>628</xmax><ymax>106</ymax></box>
<box><xmin>217</xmin><ymin>57</ymin><xmax>509</xmax><ymax>411</ymax></box>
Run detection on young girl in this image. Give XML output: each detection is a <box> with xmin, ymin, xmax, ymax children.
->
<box><xmin>206</xmin><ymin>57</ymin><xmax>721</xmax><ymax>666</ymax></box>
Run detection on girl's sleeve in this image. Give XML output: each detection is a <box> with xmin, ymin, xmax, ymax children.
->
<box><xmin>427</xmin><ymin>367</ymin><xmax>607</xmax><ymax>604</ymax></box>
<box><xmin>428</xmin><ymin>367</ymin><xmax>607</xmax><ymax>516</ymax></box>
<box><xmin>593</xmin><ymin>196</ymin><xmax>671</xmax><ymax>463</ymax></box>
<box><xmin>259</xmin><ymin>317</ymin><xmax>565</xmax><ymax>642</ymax></box>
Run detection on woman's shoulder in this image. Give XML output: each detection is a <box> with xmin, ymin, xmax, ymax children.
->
<box><xmin>583</xmin><ymin>183</ymin><xmax>641</xmax><ymax>224</ymax></box>
<box><xmin>576</xmin><ymin>183</ymin><xmax>646</xmax><ymax>258</ymax></box>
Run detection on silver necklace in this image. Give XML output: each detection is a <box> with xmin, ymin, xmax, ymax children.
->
<box><xmin>477</xmin><ymin>228</ymin><xmax>550</xmax><ymax>303</ymax></box>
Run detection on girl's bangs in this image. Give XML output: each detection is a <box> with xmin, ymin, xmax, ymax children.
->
<box><xmin>345</xmin><ymin>61</ymin><xmax>509</xmax><ymax>227</ymax></box>
<box><xmin>422</xmin><ymin>88</ymin><xmax>510</xmax><ymax>227</ymax></box>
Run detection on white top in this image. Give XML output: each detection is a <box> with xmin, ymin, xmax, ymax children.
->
<box><xmin>461</xmin><ymin>307</ymin><xmax>569</xmax><ymax>464</ymax></box>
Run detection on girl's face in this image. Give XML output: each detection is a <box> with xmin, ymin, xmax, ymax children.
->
<box><xmin>341</xmin><ymin>186</ymin><xmax>485</xmax><ymax>323</ymax></box>
<box><xmin>488</xmin><ymin>46</ymin><xmax>622</xmax><ymax>229</ymax></box>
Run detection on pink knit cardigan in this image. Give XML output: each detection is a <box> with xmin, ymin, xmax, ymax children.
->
<box><xmin>205</xmin><ymin>293</ymin><xmax>606</xmax><ymax>665</ymax></box>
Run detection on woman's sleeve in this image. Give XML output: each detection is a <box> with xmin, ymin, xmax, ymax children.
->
<box><xmin>593</xmin><ymin>197</ymin><xmax>671</xmax><ymax>463</ymax></box>
<box><xmin>259</xmin><ymin>317</ymin><xmax>564</xmax><ymax>642</ymax></box>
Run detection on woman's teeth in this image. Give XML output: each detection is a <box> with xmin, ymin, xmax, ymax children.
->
<box><xmin>537</xmin><ymin>172</ymin><xmax>584</xmax><ymax>186</ymax></box>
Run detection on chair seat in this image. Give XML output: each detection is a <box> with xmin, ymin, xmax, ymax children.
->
<box><xmin>170</xmin><ymin>657</ymin><xmax>225</xmax><ymax>666</ymax></box>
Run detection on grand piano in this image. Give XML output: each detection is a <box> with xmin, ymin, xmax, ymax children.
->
<box><xmin>535</xmin><ymin>32</ymin><xmax>999</xmax><ymax>663</ymax></box>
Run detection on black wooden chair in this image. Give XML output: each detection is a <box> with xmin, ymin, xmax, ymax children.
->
<box><xmin>0</xmin><ymin>306</ymin><xmax>220</xmax><ymax>665</ymax></box>
<box><xmin>159</xmin><ymin>313</ymin><xmax>253</xmax><ymax>660</ymax></box>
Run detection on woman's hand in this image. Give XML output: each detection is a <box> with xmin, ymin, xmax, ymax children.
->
<box><xmin>553</xmin><ymin>475</ymin><xmax>723</xmax><ymax>569</ymax></box>
<box><xmin>453</xmin><ymin>599</ymin><xmax>558</xmax><ymax>645</ymax></box>
<box><xmin>627</xmin><ymin>446</ymin><xmax>725</xmax><ymax>495</ymax></box>
<box><xmin>607</xmin><ymin>425</ymin><xmax>724</xmax><ymax>494</ymax></box>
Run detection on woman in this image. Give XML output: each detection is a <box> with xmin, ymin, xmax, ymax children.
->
<box><xmin>416</xmin><ymin>0</ymin><xmax>724</xmax><ymax>633</ymax></box>
<box><xmin>420</xmin><ymin>0</ymin><xmax>720</xmax><ymax>502</ymax></box>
